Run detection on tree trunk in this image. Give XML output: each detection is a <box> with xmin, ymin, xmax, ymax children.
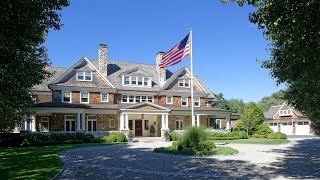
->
<box><xmin>246</xmin><ymin>128</ymin><xmax>249</xmax><ymax>136</ymax></box>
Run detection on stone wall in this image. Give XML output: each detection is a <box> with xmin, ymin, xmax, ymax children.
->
<box><xmin>168</xmin><ymin>115</ymin><xmax>192</xmax><ymax>131</ymax></box>
<box><xmin>51</xmin><ymin>113</ymin><xmax>70</xmax><ymax>131</ymax></box>
<box><xmin>97</xmin><ymin>114</ymin><xmax>118</xmax><ymax>131</ymax></box>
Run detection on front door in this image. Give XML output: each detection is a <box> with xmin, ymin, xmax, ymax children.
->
<box><xmin>135</xmin><ymin>120</ymin><xmax>142</xmax><ymax>136</ymax></box>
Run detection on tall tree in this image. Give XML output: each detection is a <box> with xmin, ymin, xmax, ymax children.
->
<box><xmin>0</xmin><ymin>0</ymin><xmax>69</xmax><ymax>132</ymax></box>
<box><xmin>238</xmin><ymin>102</ymin><xmax>265</xmax><ymax>135</ymax></box>
<box><xmin>258</xmin><ymin>90</ymin><xmax>285</xmax><ymax>112</ymax></box>
<box><xmin>222</xmin><ymin>1</ymin><xmax>320</xmax><ymax>122</ymax></box>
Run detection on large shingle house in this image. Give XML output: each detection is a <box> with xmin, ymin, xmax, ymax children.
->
<box><xmin>20</xmin><ymin>44</ymin><xmax>236</xmax><ymax>137</ymax></box>
<box><xmin>264</xmin><ymin>102</ymin><xmax>314</xmax><ymax>135</ymax></box>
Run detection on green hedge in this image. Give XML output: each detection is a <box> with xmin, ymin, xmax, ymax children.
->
<box><xmin>100</xmin><ymin>132</ymin><xmax>127</xmax><ymax>143</ymax></box>
<box><xmin>169</xmin><ymin>132</ymin><xmax>182</xmax><ymax>141</ymax></box>
<box><xmin>266</xmin><ymin>132</ymin><xmax>287</xmax><ymax>139</ymax></box>
<box><xmin>207</xmin><ymin>131</ymin><xmax>248</xmax><ymax>140</ymax></box>
<box><xmin>19</xmin><ymin>132</ymin><xmax>96</xmax><ymax>147</ymax></box>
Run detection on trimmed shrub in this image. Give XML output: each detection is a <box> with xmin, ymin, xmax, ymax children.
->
<box><xmin>182</xmin><ymin>127</ymin><xmax>208</xmax><ymax>150</ymax></box>
<box><xmin>169</xmin><ymin>132</ymin><xmax>182</xmax><ymax>141</ymax></box>
<box><xmin>252</xmin><ymin>133</ymin><xmax>266</xmax><ymax>138</ymax></box>
<box><xmin>255</xmin><ymin>123</ymin><xmax>273</xmax><ymax>136</ymax></box>
<box><xmin>172</xmin><ymin>141</ymin><xmax>183</xmax><ymax>151</ymax></box>
<box><xmin>267</xmin><ymin>132</ymin><xmax>287</xmax><ymax>139</ymax></box>
<box><xmin>116</xmin><ymin>132</ymin><xmax>127</xmax><ymax>142</ymax></box>
<box><xmin>207</xmin><ymin>130</ymin><xmax>248</xmax><ymax>140</ymax></box>
<box><xmin>195</xmin><ymin>140</ymin><xmax>216</xmax><ymax>151</ymax></box>
<box><xmin>209</xmin><ymin>136</ymin><xmax>241</xmax><ymax>140</ymax></box>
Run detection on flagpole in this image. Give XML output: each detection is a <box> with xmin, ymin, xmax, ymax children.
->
<box><xmin>190</xmin><ymin>28</ymin><xmax>195</xmax><ymax>127</ymax></box>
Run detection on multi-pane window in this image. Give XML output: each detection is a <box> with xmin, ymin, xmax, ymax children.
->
<box><xmin>87</xmin><ymin>115</ymin><xmax>97</xmax><ymax>131</ymax></box>
<box><xmin>181</xmin><ymin>97</ymin><xmax>188</xmax><ymax>106</ymax></box>
<box><xmin>144</xmin><ymin>120</ymin><xmax>149</xmax><ymax>130</ymax></box>
<box><xmin>166</xmin><ymin>96</ymin><xmax>173</xmax><ymax>104</ymax></box>
<box><xmin>138</xmin><ymin>77</ymin><xmax>143</xmax><ymax>85</ymax></box>
<box><xmin>65</xmin><ymin>115</ymin><xmax>76</xmax><ymax>131</ymax></box>
<box><xmin>129</xmin><ymin>95</ymin><xmax>134</xmax><ymax>103</ymax></box>
<box><xmin>80</xmin><ymin>92</ymin><xmax>89</xmax><ymax>103</ymax></box>
<box><xmin>77</xmin><ymin>71</ymin><xmax>92</xmax><ymax>81</ymax></box>
<box><xmin>63</xmin><ymin>91</ymin><xmax>71</xmax><ymax>103</ymax></box>
<box><xmin>131</xmin><ymin>76</ymin><xmax>137</xmax><ymax>85</ymax></box>
<box><xmin>279</xmin><ymin>109</ymin><xmax>292</xmax><ymax>116</ymax></box>
<box><xmin>297</xmin><ymin>121</ymin><xmax>309</xmax><ymax>125</ymax></box>
<box><xmin>41</xmin><ymin>117</ymin><xmax>49</xmax><ymax>132</ymax></box>
<box><xmin>124</xmin><ymin>76</ymin><xmax>130</xmax><ymax>85</ymax></box>
<box><xmin>269</xmin><ymin>122</ymin><xmax>278</xmax><ymax>126</ymax></box>
<box><xmin>123</xmin><ymin>75</ymin><xmax>152</xmax><ymax>87</ymax></box>
<box><xmin>101</xmin><ymin>93</ymin><xmax>108</xmax><ymax>102</ymax></box>
<box><xmin>282</xmin><ymin>121</ymin><xmax>293</xmax><ymax>126</ymax></box>
<box><xmin>178</xmin><ymin>78</ymin><xmax>190</xmax><ymax>88</ymax></box>
<box><xmin>144</xmin><ymin>77</ymin><xmax>151</xmax><ymax>86</ymax></box>
<box><xmin>176</xmin><ymin>117</ymin><xmax>183</xmax><ymax>130</ymax></box>
<box><xmin>194</xmin><ymin>97</ymin><xmax>200</xmax><ymax>107</ymax></box>
<box><xmin>122</xmin><ymin>94</ymin><xmax>153</xmax><ymax>103</ymax></box>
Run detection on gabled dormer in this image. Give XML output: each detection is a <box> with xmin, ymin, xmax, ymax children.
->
<box><xmin>120</xmin><ymin>67</ymin><xmax>152</xmax><ymax>88</ymax></box>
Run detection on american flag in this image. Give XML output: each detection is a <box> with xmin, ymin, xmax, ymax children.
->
<box><xmin>159</xmin><ymin>34</ymin><xmax>190</xmax><ymax>68</ymax></box>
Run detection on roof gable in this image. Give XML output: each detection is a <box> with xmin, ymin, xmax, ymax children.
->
<box><xmin>119</xmin><ymin>67</ymin><xmax>152</xmax><ymax>77</ymax></box>
<box><xmin>161</xmin><ymin>67</ymin><xmax>208</xmax><ymax>93</ymax></box>
<box><xmin>52</xmin><ymin>57</ymin><xmax>115</xmax><ymax>88</ymax></box>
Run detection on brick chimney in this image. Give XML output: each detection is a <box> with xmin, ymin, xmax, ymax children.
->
<box><xmin>99</xmin><ymin>44</ymin><xmax>107</xmax><ymax>76</ymax></box>
<box><xmin>156</xmin><ymin>51</ymin><xmax>166</xmax><ymax>86</ymax></box>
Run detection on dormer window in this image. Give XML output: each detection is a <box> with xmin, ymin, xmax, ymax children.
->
<box><xmin>178</xmin><ymin>78</ymin><xmax>190</xmax><ymax>88</ymax></box>
<box><xmin>122</xmin><ymin>75</ymin><xmax>151</xmax><ymax>87</ymax></box>
<box><xmin>77</xmin><ymin>70</ymin><xmax>92</xmax><ymax>81</ymax></box>
<box><xmin>279</xmin><ymin>109</ymin><xmax>292</xmax><ymax>116</ymax></box>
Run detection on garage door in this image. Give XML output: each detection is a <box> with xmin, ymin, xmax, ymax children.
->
<box><xmin>268</xmin><ymin>122</ymin><xmax>279</xmax><ymax>132</ymax></box>
<box><xmin>295</xmin><ymin>121</ymin><xmax>311</xmax><ymax>135</ymax></box>
<box><xmin>280</xmin><ymin>121</ymin><xmax>294</xmax><ymax>135</ymax></box>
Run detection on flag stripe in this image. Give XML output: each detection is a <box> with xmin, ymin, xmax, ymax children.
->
<box><xmin>159</xmin><ymin>34</ymin><xmax>190</xmax><ymax>68</ymax></box>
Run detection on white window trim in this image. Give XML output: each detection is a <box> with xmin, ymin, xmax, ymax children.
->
<box><xmin>86</xmin><ymin>115</ymin><xmax>97</xmax><ymax>131</ymax></box>
<box><xmin>166</xmin><ymin>96</ymin><xmax>173</xmax><ymax>104</ymax></box>
<box><xmin>194</xmin><ymin>97</ymin><xmax>200</xmax><ymax>107</ymax></box>
<box><xmin>176</xmin><ymin>117</ymin><xmax>183</xmax><ymax>130</ymax></box>
<box><xmin>181</xmin><ymin>96</ymin><xmax>188</xmax><ymax>107</ymax></box>
<box><xmin>40</xmin><ymin>117</ymin><xmax>49</xmax><ymax>132</ymax></box>
<box><xmin>122</xmin><ymin>75</ymin><xmax>152</xmax><ymax>88</ymax></box>
<box><xmin>62</xmin><ymin>90</ymin><xmax>72</xmax><ymax>103</ymax></box>
<box><xmin>80</xmin><ymin>92</ymin><xmax>90</xmax><ymax>104</ymax></box>
<box><xmin>101</xmin><ymin>93</ymin><xmax>109</xmax><ymax>102</ymax></box>
<box><xmin>178</xmin><ymin>78</ymin><xmax>190</xmax><ymax>88</ymax></box>
<box><xmin>64</xmin><ymin>115</ymin><xmax>76</xmax><ymax>131</ymax></box>
<box><xmin>122</xmin><ymin>94</ymin><xmax>154</xmax><ymax>103</ymax></box>
<box><xmin>279</xmin><ymin>109</ymin><xmax>292</xmax><ymax>116</ymax></box>
<box><xmin>76</xmin><ymin>70</ymin><xmax>93</xmax><ymax>81</ymax></box>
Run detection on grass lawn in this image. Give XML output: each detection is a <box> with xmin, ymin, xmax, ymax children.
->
<box><xmin>0</xmin><ymin>143</ymin><xmax>110</xmax><ymax>180</ymax></box>
<box><xmin>154</xmin><ymin>146</ymin><xmax>238</xmax><ymax>156</ymax></box>
<box><xmin>213</xmin><ymin>138</ymin><xmax>290</xmax><ymax>145</ymax></box>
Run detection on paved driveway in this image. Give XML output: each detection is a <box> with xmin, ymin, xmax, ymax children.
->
<box><xmin>57</xmin><ymin>137</ymin><xmax>320</xmax><ymax>180</ymax></box>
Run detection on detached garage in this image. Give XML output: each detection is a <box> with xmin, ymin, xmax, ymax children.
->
<box><xmin>264</xmin><ymin>103</ymin><xmax>313</xmax><ymax>135</ymax></box>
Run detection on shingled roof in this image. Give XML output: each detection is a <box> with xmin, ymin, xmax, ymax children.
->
<box><xmin>31</xmin><ymin>66</ymin><xmax>67</xmax><ymax>92</ymax></box>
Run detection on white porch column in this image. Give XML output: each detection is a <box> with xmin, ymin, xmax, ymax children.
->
<box><xmin>192</xmin><ymin>115</ymin><xmax>196</xmax><ymax>127</ymax></box>
<box><xmin>165</xmin><ymin>114</ymin><xmax>169</xmax><ymax>129</ymax></box>
<box><xmin>125</xmin><ymin>114</ymin><xmax>129</xmax><ymax>130</ymax></box>
<box><xmin>31</xmin><ymin>114</ymin><xmax>36</xmax><ymax>132</ymax></box>
<box><xmin>21</xmin><ymin>120</ymin><xmax>26</xmax><ymax>131</ymax></box>
<box><xmin>81</xmin><ymin>113</ymin><xmax>86</xmax><ymax>130</ymax></box>
<box><xmin>161</xmin><ymin>114</ymin><xmax>165</xmax><ymax>129</ymax></box>
<box><xmin>119</xmin><ymin>114</ymin><xmax>124</xmax><ymax>130</ymax></box>
<box><xmin>76</xmin><ymin>112</ymin><xmax>81</xmax><ymax>130</ymax></box>
<box><xmin>226</xmin><ymin>114</ymin><xmax>231</xmax><ymax>130</ymax></box>
<box><xmin>196</xmin><ymin>115</ymin><xmax>200</xmax><ymax>127</ymax></box>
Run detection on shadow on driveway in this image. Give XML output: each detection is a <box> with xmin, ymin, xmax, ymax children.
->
<box><xmin>269</xmin><ymin>138</ymin><xmax>320</xmax><ymax>179</ymax></box>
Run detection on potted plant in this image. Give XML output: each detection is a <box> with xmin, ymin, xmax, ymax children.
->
<box><xmin>150</xmin><ymin>125</ymin><xmax>155</xmax><ymax>137</ymax></box>
<box><xmin>164</xmin><ymin>130</ymin><xmax>170</xmax><ymax>142</ymax></box>
<box><xmin>127</xmin><ymin>131</ymin><xmax>134</xmax><ymax>143</ymax></box>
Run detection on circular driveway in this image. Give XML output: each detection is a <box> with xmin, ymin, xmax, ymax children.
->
<box><xmin>57</xmin><ymin>137</ymin><xmax>320</xmax><ymax>180</ymax></box>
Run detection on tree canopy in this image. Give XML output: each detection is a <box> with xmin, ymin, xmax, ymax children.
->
<box><xmin>238</xmin><ymin>102</ymin><xmax>265</xmax><ymax>135</ymax></box>
<box><xmin>0</xmin><ymin>0</ymin><xmax>69</xmax><ymax>132</ymax></box>
<box><xmin>222</xmin><ymin>0</ymin><xmax>320</xmax><ymax>122</ymax></box>
<box><xmin>257</xmin><ymin>90</ymin><xmax>285</xmax><ymax>112</ymax></box>
<box><xmin>215</xmin><ymin>93</ymin><xmax>245</xmax><ymax>114</ymax></box>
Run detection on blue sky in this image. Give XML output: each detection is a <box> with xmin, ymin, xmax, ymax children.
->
<box><xmin>45</xmin><ymin>0</ymin><xmax>285</xmax><ymax>102</ymax></box>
